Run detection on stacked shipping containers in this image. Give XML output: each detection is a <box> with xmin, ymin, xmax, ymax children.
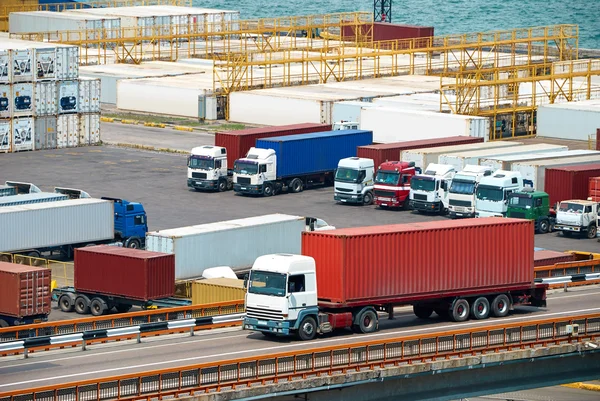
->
<box><xmin>0</xmin><ymin>38</ymin><xmax>100</xmax><ymax>153</ymax></box>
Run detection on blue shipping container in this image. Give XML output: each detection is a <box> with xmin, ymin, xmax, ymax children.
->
<box><xmin>256</xmin><ymin>130</ymin><xmax>373</xmax><ymax>178</ymax></box>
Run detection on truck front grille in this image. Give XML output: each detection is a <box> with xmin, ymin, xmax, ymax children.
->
<box><xmin>237</xmin><ymin>177</ymin><xmax>251</xmax><ymax>185</ymax></box>
<box><xmin>414</xmin><ymin>193</ymin><xmax>428</xmax><ymax>201</ymax></box>
<box><xmin>449</xmin><ymin>199</ymin><xmax>471</xmax><ymax>207</ymax></box>
<box><xmin>335</xmin><ymin>187</ymin><xmax>353</xmax><ymax>193</ymax></box>
<box><xmin>246</xmin><ymin>306</ymin><xmax>284</xmax><ymax>321</ymax></box>
<box><xmin>374</xmin><ymin>190</ymin><xmax>395</xmax><ymax>198</ymax></box>
<box><xmin>192</xmin><ymin>172</ymin><xmax>207</xmax><ymax>179</ymax></box>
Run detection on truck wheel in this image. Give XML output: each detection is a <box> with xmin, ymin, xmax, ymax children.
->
<box><xmin>491</xmin><ymin>294</ymin><xmax>510</xmax><ymax>318</ymax></box>
<box><xmin>297</xmin><ymin>316</ymin><xmax>317</xmax><ymax>341</ymax></box>
<box><xmin>290</xmin><ymin>178</ymin><xmax>303</xmax><ymax>193</ymax></box>
<box><xmin>90</xmin><ymin>298</ymin><xmax>108</xmax><ymax>316</ymax></box>
<box><xmin>587</xmin><ymin>225</ymin><xmax>597</xmax><ymax>239</ymax></box>
<box><xmin>451</xmin><ymin>299</ymin><xmax>470</xmax><ymax>322</ymax></box>
<box><xmin>363</xmin><ymin>192</ymin><xmax>373</xmax><ymax>206</ymax></box>
<box><xmin>0</xmin><ymin>319</ymin><xmax>8</xmax><ymax>328</ymax></box>
<box><xmin>413</xmin><ymin>305</ymin><xmax>433</xmax><ymax>319</ymax></box>
<box><xmin>263</xmin><ymin>184</ymin><xmax>274</xmax><ymax>197</ymax></box>
<box><xmin>126</xmin><ymin>238</ymin><xmax>141</xmax><ymax>249</ymax></box>
<box><xmin>218</xmin><ymin>180</ymin><xmax>227</xmax><ymax>192</ymax></box>
<box><xmin>358</xmin><ymin>309</ymin><xmax>378</xmax><ymax>333</ymax></box>
<box><xmin>539</xmin><ymin>219</ymin><xmax>549</xmax><ymax>234</ymax></box>
<box><xmin>74</xmin><ymin>295</ymin><xmax>91</xmax><ymax>315</ymax></box>
<box><xmin>116</xmin><ymin>304</ymin><xmax>133</xmax><ymax>313</ymax></box>
<box><xmin>227</xmin><ymin>180</ymin><xmax>233</xmax><ymax>190</ymax></box>
<box><xmin>59</xmin><ymin>295</ymin><xmax>75</xmax><ymax>313</ymax></box>
<box><xmin>470</xmin><ymin>297</ymin><xmax>490</xmax><ymax>320</ymax></box>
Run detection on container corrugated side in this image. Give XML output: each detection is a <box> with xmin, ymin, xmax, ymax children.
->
<box><xmin>537</xmin><ymin>101</ymin><xmax>600</xmax><ymax>141</ymax></box>
<box><xmin>0</xmin><ymin>199</ymin><xmax>114</xmax><ymax>253</ymax></box>
<box><xmin>357</xmin><ymin>136</ymin><xmax>484</xmax><ymax>167</ymax></box>
<box><xmin>145</xmin><ymin>214</ymin><xmax>305</xmax><ymax>279</ymax></box>
<box><xmin>480</xmin><ymin>150</ymin><xmax>600</xmax><ymax>171</ymax></box>
<box><xmin>301</xmin><ymin>218</ymin><xmax>534</xmax><ymax>305</ymax></box>
<box><xmin>34</xmin><ymin>115</ymin><xmax>57</xmax><ymax>150</ymax></box>
<box><xmin>78</xmin><ymin>78</ymin><xmax>101</xmax><ymax>113</ymax></box>
<box><xmin>58</xmin><ymin>113</ymin><xmax>79</xmax><ymax>148</ymax></box>
<box><xmin>55</xmin><ymin>46</ymin><xmax>79</xmax><ymax>80</ymax></box>
<box><xmin>590</xmin><ymin>177</ymin><xmax>600</xmax><ymax>201</ymax></box>
<box><xmin>545</xmin><ymin>163</ymin><xmax>600</xmax><ymax>205</ymax></box>
<box><xmin>191</xmin><ymin>278</ymin><xmax>246</xmax><ymax>305</ymax></box>
<box><xmin>74</xmin><ymin>246</ymin><xmax>175</xmax><ymax>301</ymax></box>
<box><xmin>512</xmin><ymin>155</ymin><xmax>600</xmax><ymax>191</ymax></box>
<box><xmin>0</xmin><ymin>262</ymin><xmax>51</xmax><ymax>318</ymax></box>
<box><xmin>34</xmin><ymin>81</ymin><xmax>57</xmax><ymax>116</ymax></box>
<box><xmin>215</xmin><ymin>123</ymin><xmax>331</xmax><ymax>166</ymax></box>
<box><xmin>533</xmin><ymin>250</ymin><xmax>576</xmax><ymax>267</ymax></box>
<box><xmin>256</xmin><ymin>130</ymin><xmax>373</xmax><ymax>178</ymax></box>
<box><xmin>78</xmin><ymin>113</ymin><xmax>100</xmax><ymax>146</ymax></box>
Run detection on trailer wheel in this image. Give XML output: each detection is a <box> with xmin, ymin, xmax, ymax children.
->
<box><xmin>263</xmin><ymin>183</ymin><xmax>274</xmax><ymax>197</ymax></box>
<box><xmin>539</xmin><ymin>219</ymin><xmax>549</xmax><ymax>234</ymax></box>
<box><xmin>290</xmin><ymin>178</ymin><xmax>303</xmax><ymax>193</ymax></box>
<box><xmin>491</xmin><ymin>294</ymin><xmax>510</xmax><ymax>318</ymax></box>
<box><xmin>587</xmin><ymin>225</ymin><xmax>597</xmax><ymax>239</ymax></box>
<box><xmin>297</xmin><ymin>316</ymin><xmax>317</xmax><ymax>341</ymax></box>
<box><xmin>115</xmin><ymin>304</ymin><xmax>133</xmax><ymax>313</ymax></box>
<box><xmin>357</xmin><ymin>309</ymin><xmax>378</xmax><ymax>333</ymax></box>
<box><xmin>218</xmin><ymin>179</ymin><xmax>227</xmax><ymax>192</ymax></box>
<box><xmin>0</xmin><ymin>319</ymin><xmax>8</xmax><ymax>328</ymax></box>
<box><xmin>59</xmin><ymin>295</ymin><xmax>75</xmax><ymax>313</ymax></box>
<box><xmin>470</xmin><ymin>297</ymin><xmax>490</xmax><ymax>320</ymax></box>
<box><xmin>90</xmin><ymin>298</ymin><xmax>108</xmax><ymax>316</ymax></box>
<box><xmin>74</xmin><ymin>295</ymin><xmax>91</xmax><ymax>315</ymax></box>
<box><xmin>451</xmin><ymin>299</ymin><xmax>470</xmax><ymax>322</ymax></box>
<box><xmin>413</xmin><ymin>305</ymin><xmax>433</xmax><ymax>319</ymax></box>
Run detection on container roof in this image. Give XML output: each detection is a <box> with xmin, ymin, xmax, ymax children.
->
<box><xmin>546</xmin><ymin>163</ymin><xmax>600</xmax><ymax>172</ymax></box>
<box><xmin>534</xmin><ymin>250</ymin><xmax>571</xmax><ymax>261</ymax></box>
<box><xmin>76</xmin><ymin>245</ymin><xmax>171</xmax><ymax>258</ymax></box>
<box><xmin>0</xmin><ymin>261</ymin><xmax>48</xmax><ymax>273</ymax></box>
<box><xmin>0</xmin><ymin>192</ymin><xmax>67</xmax><ymax>206</ymax></box>
<box><xmin>258</xmin><ymin>130</ymin><xmax>369</xmax><ymax>143</ymax></box>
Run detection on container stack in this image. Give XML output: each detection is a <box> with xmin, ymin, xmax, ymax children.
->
<box><xmin>590</xmin><ymin>177</ymin><xmax>600</xmax><ymax>202</ymax></box>
<box><xmin>0</xmin><ymin>38</ymin><xmax>100</xmax><ymax>154</ymax></box>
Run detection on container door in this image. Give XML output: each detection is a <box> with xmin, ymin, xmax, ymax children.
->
<box><xmin>0</xmin><ymin>50</ymin><xmax>9</xmax><ymax>83</ymax></box>
<box><xmin>78</xmin><ymin>113</ymin><xmax>99</xmax><ymax>145</ymax></box>
<box><xmin>57</xmin><ymin>115</ymin><xmax>68</xmax><ymax>148</ymax></box>
<box><xmin>34</xmin><ymin>117</ymin><xmax>47</xmax><ymax>150</ymax></box>
<box><xmin>67</xmin><ymin>114</ymin><xmax>80</xmax><ymax>147</ymax></box>
<box><xmin>12</xmin><ymin>117</ymin><xmax>34</xmax><ymax>152</ymax></box>
<box><xmin>0</xmin><ymin>120</ymin><xmax>11</xmax><ymax>152</ymax></box>
<box><xmin>35</xmin><ymin>81</ymin><xmax>57</xmax><ymax>116</ymax></box>
<box><xmin>35</xmin><ymin>48</ymin><xmax>57</xmax><ymax>81</ymax></box>
<box><xmin>12</xmin><ymin>49</ymin><xmax>33</xmax><ymax>83</ymax></box>
<box><xmin>0</xmin><ymin>84</ymin><xmax>10</xmax><ymax>118</ymax></box>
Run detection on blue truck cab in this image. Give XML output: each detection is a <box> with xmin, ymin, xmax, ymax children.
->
<box><xmin>101</xmin><ymin>197</ymin><xmax>148</xmax><ymax>249</ymax></box>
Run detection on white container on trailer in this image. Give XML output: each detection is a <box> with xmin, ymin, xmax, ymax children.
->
<box><xmin>11</xmin><ymin>117</ymin><xmax>34</xmax><ymax>152</ymax></box>
<box><xmin>0</xmin><ymin>198</ymin><xmax>114</xmax><ymax>253</ymax></box>
<box><xmin>0</xmin><ymin>119</ymin><xmax>11</xmax><ymax>152</ymax></box>
<box><xmin>536</xmin><ymin>100</ymin><xmax>600</xmax><ymax>141</ymax></box>
<box><xmin>438</xmin><ymin>144</ymin><xmax>568</xmax><ymax>172</ymax></box>
<box><xmin>145</xmin><ymin>214</ymin><xmax>306</xmax><ymax>279</ymax></box>
<box><xmin>12</xmin><ymin>82</ymin><xmax>34</xmax><ymax>117</ymax></box>
<box><xmin>480</xmin><ymin>150</ymin><xmax>600</xmax><ymax>171</ymax></box>
<box><xmin>57</xmin><ymin>80</ymin><xmax>79</xmax><ymax>114</ymax></box>
<box><xmin>512</xmin><ymin>154</ymin><xmax>600</xmax><ymax>190</ymax></box>
<box><xmin>78</xmin><ymin>77</ymin><xmax>101</xmax><ymax>113</ymax></box>
<box><xmin>78</xmin><ymin>113</ymin><xmax>100</xmax><ymax>145</ymax></box>
<box><xmin>34</xmin><ymin>81</ymin><xmax>57</xmax><ymax>116</ymax></box>
<box><xmin>0</xmin><ymin>84</ymin><xmax>11</xmax><ymax>118</ymax></box>
<box><xmin>402</xmin><ymin>141</ymin><xmax>523</xmax><ymax>170</ymax></box>
<box><xmin>34</xmin><ymin>115</ymin><xmax>57</xmax><ymax>150</ymax></box>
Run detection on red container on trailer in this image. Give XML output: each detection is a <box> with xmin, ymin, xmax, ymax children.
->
<box><xmin>544</xmin><ymin>163</ymin><xmax>600</xmax><ymax>205</ymax></box>
<box><xmin>357</xmin><ymin>136</ymin><xmax>484</xmax><ymax>167</ymax></box>
<box><xmin>74</xmin><ymin>246</ymin><xmax>175</xmax><ymax>301</ymax></box>
<box><xmin>533</xmin><ymin>250</ymin><xmax>576</xmax><ymax>267</ymax></box>
<box><xmin>215</xmin><ymin>123</ymin><xmax>331</xmax><ymax>166</ymax></box>
<box><xmin>302</xmin><ymin>218</ymin><xmax>533</xmax><ymax>305</ymax></box>
<box><xmin>590</xmin><ymin>176</ymin><xmax>600</xmax><ymax>202</ymax></box>
<box><xmin>0</xmin><ymin>262</ymin><xmax>51</xmax><ymax>318</ymax></box>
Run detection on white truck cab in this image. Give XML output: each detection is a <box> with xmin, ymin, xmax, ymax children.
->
<box><xmin>187</xmin><ymin>145</ymin><xmax>233</xmax><ymax>192</ymax></box>
<box><xmin>475</xmin><ymin>170</ymin><xmax>524</xmax><ymax>218</ymax></box>
<box><xmin>409</xmin><ymin>163</ymin><xmax>456</xmax><ymax>213</ymax></box>
<box><xmin>233</xmin><ymin>147</ymin><xmax>276</xmax><ymax>195</ymax></box>
<box><xmin>333</xmin><ymin>121</ymin><xmax>359</xmax><ymax>131</ymax></box>
<box><xmin>334</xmin><ymin>157</ymin><xmax>375</xmax><ymax>205</ymax></box>
<box><xmin>448</xmin><ymin>165</ymin><xmax>494</xmax><ymax>218</ymax></box>
<box><xmin>554</xmin><ymin>200</ymin><xmax>599</xmax><ymax>239</ymax></box>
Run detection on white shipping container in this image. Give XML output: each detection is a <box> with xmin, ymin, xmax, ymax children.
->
<box><xmin>34</xmin><ymin>81</ymin><xmax>57</xmax><ymax>116</ymax></box>
<box><xmin>34</xmin><ymin>115</ymin><xmax>57</xmax><ymax>150</ymax></box>
<box><xmin>0</xmin><ymin>119</ymin><xmax>10</xmax><ymax>152</ymax></box>
<box><xmin>12</xmin><ymin>117</ymin><xmax>34</xmax><ymax>152</ymax></box>
<box><xmin>9</xmin><ymin>48</ymin><xmax>33</xmax><ymax>83</ymax></box>
<box><xmin>438</xmin><ymin>144</ymin><xmax>568</xmax><ymax>172</ymax></box>
<box><xmin>78</xmin><ymin>78</ymin><xmax>101</xmax><ymax>113</ymax></box>
<box><xmin>0</xmin><ymin>199</ymin><xmax>114</xmax><ymax>253</ymax></box>
<box><xmin>0</xmin><ymin>49</ymin><xmax>9</xmax><ymax>83</ymax></box>
<box><xmin>332</xmin><ymin>101</ymin><xmax>380</xmax><ymax>125</ymax></box>
<box><xmin>360</xmin><ymin>107</ymin><xmax>491</xmax><ymax>144</ymax></box>
<box><xmin>536</xmin><ymin>100</ymin><xmax>600</xmax><ymax>141</ymax></box>
<box><xmin>12</xmin><ymin>82</ymin><xmax>33</xmax><ymax>117</ymax></box>
<box><xmin>0</xmin><ymin>83</ymin><xmax>11</xmax><ymax>118</ymax></box>
<box><xmin>58</xmin><ymin>80</ymin><xmax>79</xmax><ymax>114</ymax></box>
<box><xmin>402</xmin><ymin>141</ymin><xmax>524</xmax><ymax>170</ymax></box>
<box><xmin>57</xmin><ymin>113</ymin><xmax>79</xmax><ymax>148</ymax></box>
<box><xmin>145</xmin><ymin>214</ymin><xmax>306</xmax><ymax>279</ymax></box>
<box><xmin>512</xmin><ymin>155</ymin><xmax>600</xmax><ymax>190</ymax></box>
<box><xmin>34</xmin><ymin>47</ymin><xmax>57</xmax><ymax>81</ymax></box>
<box><xmin>56</xmin><ymin>46</ymin><xmax>79</xmax><ymax>81</ymax></box>
<box><xmin>78</xmin><ymin>113</ymin><xmax>100</xmax><ymax>145</ymax></box>
<box><xmin>480</xmin><ymin>150</ymin><xmax>600</xmax><ymax>171</ymax></box>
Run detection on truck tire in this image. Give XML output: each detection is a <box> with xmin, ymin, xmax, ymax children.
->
<box><xmin>290</xmin><ymin>178</ymin><xmax>303</xmax><ymax>193</ymax></box>
<box><xmin>357</xmin><ymin>309</ymin><xmax>378</xmax><ymax>333</ymax></box>
<box><xmin>0</xmin><ymin>319</ymin><xmax>8</xmax><ymax>328</ymax></box>
<box><xmin>413</xmin><ymin>305</ymin><xmax>433</xmax><ymax>319</ymax></box>
<box><xmin>263</xmin><ymin>184</ymin><xmax>274</xmax><ymax>197</ymax></box>
<box><xmin>491</xmin><ymin>294</ymin><xmax>510</xmax><ymax>317</ymax></box>
<box><xmin>59</xmin><ymin>294</ymin><xmax>75</xmax><ymax>313</ymax></box>
<box><xmin>538</xmin><ymin>219</ymin><xmax>549</xmax><ymax>234</ymax></box>
<box><xmin>74</xmin><ymin>295</ymin><xmax>91</xmax><ymax>315</ymax></box>
<box><xmin>218</xmin><ymin>179</ymin><xmax>227</xmax><ymax>192</ymax></box>
<box><xmin>451</xmin><ymin>299</ymin><xmax>470</xmax><ymax>322</ymax></box>
<box><xmin>363</xmin><ymin>191</ymin><xmax>373</xmax><ymax>206</ymax></box>
<box><xmin>470</xmin><ymin>297</ymin><xmax>490</xmax><ymax>320</ymax></box>
<box><xmin>116</xmin><ymin>304</ymin><xmax>132</xmax><ymax>313</ymax></box>
<box><xmin>126</xmin><ymin>238</ymin><xmax>141</xmax><ymax>249</ymax></box>
<box><xmin>297</xmin><ymin>316</ymin><xmax>317</xmax><ymax>341</ymax></box>
<box><xmin>587</xmin><ymin>225</ymin><xmax>597</xmax><ymax>239</ymax></box>
<box><xmin>90</xmin><ymin>298</ymin><xmax>108</xmax><ymax>316</ymax></box>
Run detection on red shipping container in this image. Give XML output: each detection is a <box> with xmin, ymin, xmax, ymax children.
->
<box><xmin>74</xmin><ymin>246</ymin><xmax>175</xmax><ymax>301</ymax></box>
<box><xmin>302</xmin><ymin>218</ymin><xmax>533</xmax><ymax>305</ymax></box>
<box><xmin>357</xmin><ymin>136</ymin><xmax>484</xmax><ymax>167</ymax></box>
<box><xmin>590</xmin><ymin>176</ymin><xmax>600</xmax><ymax>202</ymax></box>
<box><xmin>533</xmin><ymin>250</ymin><xmax>576</xmax><ymax>267</ymax></box>
<box><xmin>215</xmin><ymin>123</ymin><xmax>331</xmax><ymax>166</ymax></box>
<box><xmin>544</xmin><ymin>163</ymin><xmax>600</xmax><ymax>206</ymax></box>
<box><xmin>0</xmin><ymin>262</ymin><xmax>51</xmax><ymax>318</ymax></box>
<box><xmin>342</xmin><ymin>23</ymin><xmax>434</xmax><ymax>49</ymax></box>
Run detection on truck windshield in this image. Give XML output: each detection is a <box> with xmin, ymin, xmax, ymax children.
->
<box><xmin>449</xmin><ymin>179</ymin><xmax>476</xmax><ymax>195</ymax></box>
<box><xmin>375</xmin><ymin>171</ymin><xmax>399</xmax><ymax>185</ymax></box>
<box><xmin>248</xmin><ymin>271</ymin><xmax>286</xmax><ymax>297</ymax></box>
<box><xmin>508</xmin><ymin>195</ymin><xmax>532</xmax><ymax>208</ymax></box>
<box><xmin>559</xmin><ymin>202</ymin><xmax>584</xmax><ymax>213</ymax></box>
<box><xmin>476</xmin><ymin>185</ymin><xmax>504</xmax><ymax>202</ymax></box>
<box><xmin>410</xmin><ymin>177</ymin><xmax>435</xmax><ymax>191</ymax></box>
<box><xmin>188</xmin><ymin>156</ymin><xmax>213</xmax><ymax>170</ymax></box>
<box><xmin>335</xmin><ymin>168</ymin><xmax>360</xmax><ymax>183</ymax></box>
<box><xmin>234</xmin><ymin>161</ymin><xmax>258</xmax><ymax>175</ymax></box>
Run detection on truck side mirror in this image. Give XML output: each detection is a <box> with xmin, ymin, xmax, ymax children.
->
<box><xmin>243</xmin><ymin>273</ymin><xmax>249</xmax><ymax>289</ymax></box>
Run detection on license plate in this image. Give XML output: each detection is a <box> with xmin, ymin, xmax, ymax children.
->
<box><xmin>34</xmin><ymin>319</ymin><xmax>42</xmax><ymax>323</ymax></box>
<box><xmin>341</xmin><ymin>199</ymin><xmax>347</xmax><ymax>202</ymax></box>
<box><xmin>258</xmin><ymin>320</ymin><xmax>267</xmax><ymax>326</ymax></box>
<box><xmin>241</xmin><ymin>187</ymin><xmax>247</xmax><ymax>190</ymax></box>
<box><xmin>195</xmin><ymin>181</ymin><xmax>201</xmax><ymax>185</ymax></box>
<box><xmin>381</xmin><ymin>203</ymin><xmax>388</xmax><ymax>206</ymax></box>
<box><xmin>456</xmin><ymin>213</ymin><xmax>463</xmax><ymax>216</ymax></box>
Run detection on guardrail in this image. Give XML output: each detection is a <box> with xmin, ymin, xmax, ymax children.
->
<box><xmin>1</xmin><ymin>312</ymin><xmax>599</xmax><ymax>401</ymax></box>
<box><xmin>535</xmin><ymin>259</ymin><xmax>600</xmax><ymax>289</ymax></box>
<box><xmin>0</xmin><ymin>300</ymin><xmax>245</xmax><ymax>343</ymax></box>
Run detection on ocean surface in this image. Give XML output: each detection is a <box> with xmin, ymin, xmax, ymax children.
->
<box><xmin>193</xmin><ymin>0</ymin><xmax>600</xmax><ymax>50</ymax></box>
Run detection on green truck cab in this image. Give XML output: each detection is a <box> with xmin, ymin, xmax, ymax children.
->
<box><xmin>506</xmin><ymin>188</ymin><xmax>555</xmax><ymax>234</ymax></box>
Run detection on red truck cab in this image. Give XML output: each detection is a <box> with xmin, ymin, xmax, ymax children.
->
<box><xmin>373</xmin><ymin>161</ymin><xmax>417</xmax><ymax>208</ymax></box>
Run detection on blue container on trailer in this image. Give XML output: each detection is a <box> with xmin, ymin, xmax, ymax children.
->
<box><xmin>255</xmin><ymin>130</ymin><xmax>373</xmax><ymax>178</ymax></box>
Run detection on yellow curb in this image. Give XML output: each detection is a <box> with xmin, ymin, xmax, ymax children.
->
<box><xmin>562</xmin><ymin>382</ymin><xmax>600</xmax><ymax>391</ymax></box>
<box><xmin>105</xmin><ymin>142</ymin><xmax>188</xmax><ymax>154</ymax></box>
<box><xmin>144</xmin><ymin>122</ymin><xmax>166</xmax><ymax>128</ymax></box>
<box><xmin>173</xmin><ymin>125</ymin><xmax>194</xmax><ymax>132</ymax></box>
<box><xmin>100</xmin><ymin>117</ymin><xmax>114</xmax><ymax>122</ymax></box>
<box><xmin>121</xmin><ymin>119</ymin><xmax>139</xmax><ymax>125</ymax></box>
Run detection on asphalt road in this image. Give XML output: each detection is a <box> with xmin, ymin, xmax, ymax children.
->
<box><xmin>1</xmin><ymin>287</ymin><xmax>599</xmax><ymax>392</ymax></box>
<box><xmin>452</xmin><ymin>386</ymin><xmax>600</xmax><ymax>401</ymax></box>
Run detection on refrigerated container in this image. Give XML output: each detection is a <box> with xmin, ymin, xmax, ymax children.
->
<box><xmin>78</xmin><ymin>77</ymin><xmax>101</xmax><ymax>113</ymax></box>
<box><xmin>34</xmin><ymin>47</ymin><xmax>57</xmax><ymax>81</ymax></box>
<box><xmin>34</xmin><ymin>81</ymin><xmax>57</xmax><ymax>116</ymax></box>
<box><xmin>0</xmin><ymin>83</ymin><xmax>10</xmax><ymax>118</ymax></box>
<box><xmin>34</xmin><ymin>115</ymin><xmax>57</xmax><ymax>150</ymax></box>
<box><xmin>0</xmin><ymin>119</ymin><xmax>10</xmax><ymax>152</ymax></box>
<box><xmin>537</xmin><ymin>100</ymin><xmax>600</xmax><ymax>141</ymax></box>
<box><xmin>0</xmin><ymin>262</ymin><xmax>51</xmax><ymax>326</ymax></box>
<box><xmin>191</xmin><ymin>278</ymin><xmax>246</xmax><ymax>305</ymax></box>
<box><xmin>12</xmin><ymin>82</ymin><xmax>33</xmax><ymax>117</ymax></box>
<box><xmin>57</xmin><ymin>80</ymin><xmax>79</xmax><ymax>114</ymax></box>
<box><xmin>332</xmin><ymin>100</ymin><xmax>379</xmax><ymax>125</ymax></box>
<box><xmin>0</xmin><ymin>49</ymin><xmax>9</xmax><ymax>83</ymax></box>
<box><xmin>545</xmin><ymin>163</ymin><xmax>600</xmax><ymax>205</ymax></box>
<box><xmin>55</xmin><ymin>45</ymin><xmax>79</xmax><ymax>80</ymax></box>
<box><xmin>78</xmin><ymin>113</ymin><xmax>100</xmax><ymax>145</ymax></box>
<box><xmin>58</xmin><ymin>113</ymin><xmax>79</xmax><ymax>148</ymax></box>
<box><xmin>7</xmin><ymin>47</ymin><xmax>33</xmax><ymax>83</ymax></box>
<box><xmin>480</xmin><ymin>150</ymin><xmax>600</xmax><ymax>171</ymax></box>
<box><xmin>512</xmin><ymin>155</ymin><xmax>600</xmax><ymax>191</ymax></box>
<box><xmin>145</xmin><ymin>214</ymin><xmax>306</xmax><ymax>279</ymax></box>
<box><xmin>534</xmin><ymin>250</ymin><xmax>576</xmax><ymax>267</ymax></box>
<box><xmin>12</xmin><ymin>116</ymin><xmax>34</xmax><ymax>152</ymax></box>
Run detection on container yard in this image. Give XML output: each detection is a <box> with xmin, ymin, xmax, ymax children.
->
<box><xmin>512</xmin><ymin>155</ymin><xmax>600</xmax><ymax>190</ymax></box>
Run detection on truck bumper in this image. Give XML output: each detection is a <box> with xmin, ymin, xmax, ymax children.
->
<box><xmin>335</xmin><ymin>192</ymin><xmax>363</xmax><ymax>204</ymax></box>
<box><xmin>410</xmin><ymin>200</ymin><xmax>441</xmax><ymax>212</ymax></box>
<box><xmin>374</xmin><ymin>197</ymin><xmax>402</xmax><ymax>208</ymax></box>
<box><xmin>554</xmin><ymin>224</ymin><xmax>580</xmax><ymax>232</ymax></box>
<box><xmin>449</xmin><ymin>207</ymin><xmax>475</xmax><ymax>218</ymax></box>
<box><xmin>234</xmin><ymin>184</ymin><xmax>263</xmax><ymax>195</ymax></box>
<box><xmin>187</xmin><ymin>178</ymin><xmax>218</xmax><ymax>190</ymax></box>
<box><xmin>475</xmin><ymin>211</ymin><xmax>506</xmax><ymax>218</ymax></box>
<box><xmin>243</xmin><ymin>317</ymin><xmax>291</xmax><ymax>335</ymax></box>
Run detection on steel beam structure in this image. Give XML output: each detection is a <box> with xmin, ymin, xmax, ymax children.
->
<box><xmin>374</xmin><ymin>0</ymin><xmax>392</xmax><ymax>23</ymax></box>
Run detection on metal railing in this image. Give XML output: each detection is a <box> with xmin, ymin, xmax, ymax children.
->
<box><xmin>0</xmin><ymin>252</ymin><xmax>74</xmax><ymax>287</ymax></box>
<box><xmin>1</xmin><ymin>312</ymin><xmax>598</xmax><ymax>401</ymax></box>
<box><xmin>535</xmin><ymin>259</ymin><xmax>600</xmax><ymax>288</ymax></box>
